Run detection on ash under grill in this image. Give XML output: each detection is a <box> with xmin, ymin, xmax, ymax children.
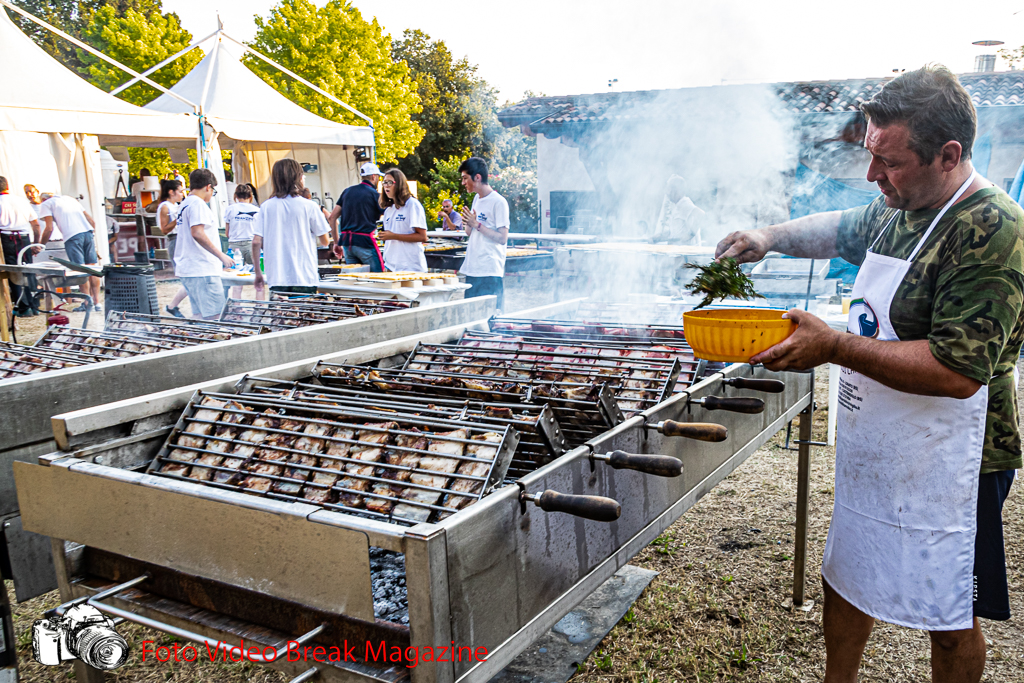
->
<box><xmin>146</xmin><ymin>391</ymin><xmax>520</xmax><ymax>526</ymax></box>
<box><xmin>221</xmin><ymin>296</ymin><xmax>412</xmax><ymax>330</ymax></box>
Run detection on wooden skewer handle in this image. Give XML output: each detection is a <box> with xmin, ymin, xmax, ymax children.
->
<box><xmin>701</xmin><ymin>396</ymin><xmax>765</xmax><ymax>414</ymax></box>
<box><xmin>724</xmin><ymin>378</ymin><xmax>785</xmax><ymax>393</ymax></box>
<box><xmin>656</xmin><ymin>420</ymin><xmax>728</xmax><ymax>442</ymax></box>
<box><xmin>606</xmin><ymin>450</ymin><xmax>682</xmax><ymax>477</ymax></box>
<box><xmin>536</xmin><ymin>491</ymin><xmax>621</xmax><ymax>522</ymax></box>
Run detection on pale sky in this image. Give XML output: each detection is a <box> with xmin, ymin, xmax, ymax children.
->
<box><xmin>166</xmin><ymin>0</ymin><xmax>1024</xmax><ymax>103</ymax></box>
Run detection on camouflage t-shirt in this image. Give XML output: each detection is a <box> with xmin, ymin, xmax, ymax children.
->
<box><xmin>837</xmin><ymin>188</ymin><xmax>1024</xmax><ymax>473</ymax></box>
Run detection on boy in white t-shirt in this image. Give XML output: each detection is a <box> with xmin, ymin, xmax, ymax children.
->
<box><xmin>224</xmin><ymin>184</ymin><xmax>261</xmax><ymax>299</ymax></box>
<box><xmin>175</xmin><ymin>169</ymin><xmax>233</xmax><ymax>319</ymax></box>
<box><xmin>458</xmin><ymin>157</ymin><xmax>509</xmax><ymax>311</ymax></box>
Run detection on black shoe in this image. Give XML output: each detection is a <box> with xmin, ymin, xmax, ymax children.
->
<box><xmin>166</xmin><ymin>305</ymin><xmax>185</xmax><ymax>318</ymax></box>
<box><xmin>13</xmin><ymin>309</ymin><xmax>36</xmax><ymax>318</ymax></box>
<box><xmin>72</xmin><ymin>304</ymin><xmax>90</xmax><ymax>313</ymax></box>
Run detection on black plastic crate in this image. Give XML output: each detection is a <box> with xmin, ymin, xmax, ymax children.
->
<box><xmin>104</xmin><ymin>265</ymin><xmax>159</xmax><ymax>315</ymax></box>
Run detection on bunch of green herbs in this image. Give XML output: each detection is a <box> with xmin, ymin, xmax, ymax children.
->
<box><xmin>685</xmin><ymin>258</ymin><xmax>763</xmax><ymax>310</ymax></box>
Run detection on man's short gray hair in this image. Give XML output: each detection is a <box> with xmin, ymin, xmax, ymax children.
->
<box><xmin>861</xmin><ymin>64</ymin><xmax>977</xmax><ymax>165</ymax></box>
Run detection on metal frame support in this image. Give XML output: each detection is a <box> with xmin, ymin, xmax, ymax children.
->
<box><xmin>792</xmin><ymin>368</ymin><xmax>815</xmax><ymax>608</ymax></box>
<box><xmin>0</xmin><ymin>572</ymin><xmax>18</xmax><ymax>681</ymax></box>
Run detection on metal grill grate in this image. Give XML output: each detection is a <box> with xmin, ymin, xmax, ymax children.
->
<box><xmin>34</xmin><ymin>326</ymin><xmax>186</xmax><ymax>357</ymax></box>
<box><xmin>490</xmin><ymin>315</ymin><xmax>688</xmax><ymax>342</ymax></box>
<box><xmin>313</xmin><ymin>362</ymin><xmax>623</xmax><ymax>445</ymax></box>
<box><xmin>0</xmin><ymin>340</ymin><xmax>105</xmax><ymax>378</ymax></box>
<box><xmin>221</xmin><ymin>297</ymin><xmax>412</xmax><ymax>330</ymax></box>
<box><xmin>233</xmin><ymin>375</ymin><xmax>568</xmax><ymax>479</ymax></box>
<box><xmin>104</xmin><ymin>311</ymin><xmax>266</xmax><ymax>341</ymax></box>
<box><xmin>405</xmin><ymin>340</ymin><xmax>682</xmax><ymax>416</ymax></box>
<box><xmin>146</xmin><ymin>391</ymin><xmax>520</xmax><ymax>526</ymax></box>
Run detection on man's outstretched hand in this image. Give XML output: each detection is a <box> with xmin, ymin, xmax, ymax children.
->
<box><xmin>716</xmin><ymin>228</ymin><xmax>772</xmax><ymax>263</ymax></box>
<box><xmin>749</xmin><ymin>308</ymin><xmax>840</xmax><ymax>371</ymax></box>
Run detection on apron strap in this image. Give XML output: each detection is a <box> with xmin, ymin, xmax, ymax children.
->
<box><xmin>907</xmin><ymin>170</ymin><xmax>978</xmax><ymax>262</ymax></box>
<box><xmin>867</xmin><ymin>170</ymin><xmax>978</xmax><ymax>261</ymax></box>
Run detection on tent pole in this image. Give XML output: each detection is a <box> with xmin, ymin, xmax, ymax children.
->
<box><xmin>110</xmin><ymin>29</ymin><xmax>219</xmax><ymax>96</ymax></box>
<box><xmin>221</xmin><ymin>33</ymin><xmax>373</xmax><ymax>129</ymax></box>
<box><xmin>0</xmin><ymin>0</ymin><xmax>198</xmax><ymax>112</ymax></box>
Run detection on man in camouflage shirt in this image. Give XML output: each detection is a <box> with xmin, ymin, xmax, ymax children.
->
<box><xmin>717</xmin><ymin>65</ymin><xmax>1022</xmax><ymax>683</ymax></box>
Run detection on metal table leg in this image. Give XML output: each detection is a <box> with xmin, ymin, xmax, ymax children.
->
<box><xmin>0</xmin><ymin>575</ymin><xmax>18</xmax><ymax>682</ymax></box>
<box><xmin>793</xmin><ymin>398</ymin><xmax>813</xmax><ymax>608</ymax></box>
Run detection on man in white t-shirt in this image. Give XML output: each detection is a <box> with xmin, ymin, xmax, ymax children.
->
<box><xmin>652</xmin><ymin>175</ymin><xmax>705</xmax><ymax>245</ymax></box>
<box><xmin>252</xmin><ymin>158</ymin><xmax>331</xmax><ymax>295</ymax></box>
<box><xmin>38</xmin><ymin>194</ymin><xmax>101</xmax><ymax>311</ymax></box>
<box><xmin>0</xmin><ymin>176</ymin><xmax>42</xmax><ymax>316</ymax></box>
<box><xmin>458</xmin><ymin>157</ymin><xmax>510</xmax><ymax>312</ymax></box>
<box><xmin>174</xmin><ymin>169</ymin><xmax>233</xmax><ymax>318</ymax></box>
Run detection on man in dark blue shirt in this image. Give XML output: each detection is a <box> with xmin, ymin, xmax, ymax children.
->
<box><xmin>330</xmin><ymin>162</ymin><xmax>385</xmax><ymax>272</ymax></box>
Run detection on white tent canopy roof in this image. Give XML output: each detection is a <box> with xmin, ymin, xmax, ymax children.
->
<box><xmin>0</xmin><ymin>8</ymin><xmax>196</xmax><ymax>140</ymax></box>
<box><xmin>145</xmin><ymin>37</ymin><xmax>375</xmax><ymax>147</ymax></box>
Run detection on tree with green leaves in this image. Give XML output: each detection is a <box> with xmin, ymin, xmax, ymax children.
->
<box><xmin>8</xmin><ymin>0</ymin><xmax>161</xmax><ymax>71</ymax></box>
<box><xmin>391</xmin><ymin>29</ymin><xmax>504</xmax><ymax>181</ymax></box>
<box><xmin>78</xmin><ymin>4</ymin><xmax>202</xmax><ymax>106</ymax></box>
<box><xmin>246</xmin><ymin>0</ymin><xmax>423</xmax><ymax>164</ymax></box>
<box><xmin>75</xmin><ymin>3</ymin><xmax>204</xmax><ymax>176</ymax></box>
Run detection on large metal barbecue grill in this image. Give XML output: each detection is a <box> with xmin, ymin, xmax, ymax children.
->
<box><xmin>16</xmin><ymin>302</ymin><xmax>815</xmax><ymax>683</ymax></box>
<box><xmin>222</xmin><ymin>295</ymin><xmax>414</xmax><ymax>330</ymax></box>
<box><xmin>0</xmin><ymin>297</ymin><xmax>495</xmax><ymax>618</ymax></box>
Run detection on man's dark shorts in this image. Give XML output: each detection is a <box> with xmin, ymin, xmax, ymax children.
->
<box><xmin>464</xmin><ymin>275</ymin><xmax>504</xmax><ymax>312</ymax></box>
<box><xmin>974</xmin><ymin>469</ymin><xmax>1015</xmax><ymax>620</ymax></box>
<box><xmin>270</xmin><ymin>286</ymin><xmax>318</xmax><ymax>295</ymax></box>
<box><xmin>64</xmin><ymin>231</ymin><xmax>98</xmax><ymax>265</ymax></box>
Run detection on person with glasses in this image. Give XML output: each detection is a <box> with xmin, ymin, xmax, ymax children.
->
<box><xmin>174</xmin><ymin>169</ymin><xmax>233</xmax><ymax>318</ymax></box>
<box><xmin>329</xmin><ymin>162</ymin><xmax>385</xmax><ymax>272</ymax></box>
<box><xmin>378</xmin><ymin>168</ymin><xmax>427</xmax><ymax>273</ymax></box>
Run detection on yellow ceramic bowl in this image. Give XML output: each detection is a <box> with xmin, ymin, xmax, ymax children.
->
<box><xmin>683</xmin><ymin>308</ymin><xmax>796</xmax><ymax>362</ymax></box>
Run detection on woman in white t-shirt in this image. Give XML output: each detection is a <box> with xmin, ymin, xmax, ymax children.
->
<box><xmin>252</xmin><ymin>159</ymin><xmax>331</xmax><ymax>294</ymax></box>
<box><xmin>157</xmin><ymin>179</ymin><xmax>190</xmax><ymax>317</ymax></box>
<box><xmin>378</xmin><ymin>168</ymin><xmax>427</xmax><ymax>273</ymax></box>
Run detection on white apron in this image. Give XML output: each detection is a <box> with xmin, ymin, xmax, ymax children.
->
<box><xmin>823</xmin><ymin>172</ymin><xmax>989</xmax><ymax>631</ymax></box>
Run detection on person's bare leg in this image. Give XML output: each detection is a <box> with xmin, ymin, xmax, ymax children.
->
<box><xmin>823</xmin><ymin>578</ymin><xmax>875</xmax><ymax>683</ymax></box>
<box><xmin>170</xmin><ymin>286</ymin><xmax>188</xmax><ymax>308</ymax></box>
<box><xmin>930</xmin><ymin>618</ymin><xmax>985</xmax><ymax>683</ymax></box>
<box><xmin>89</xmin><ymin>275</ymin><xmax>101</xmax><ymax>306</ymax></box>
<box><xmin>255</xmin><ymin>282</ymin><xmax>266</xmax><ymax>300</ymax></box>
<box><xmin>230</xmin><ymin>285</ymin><xmax>242</xmax><ymax>300</ymax></box>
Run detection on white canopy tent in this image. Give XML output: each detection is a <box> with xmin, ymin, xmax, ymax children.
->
<box><xmin>115</xmin><ymin>33</ymin><xmax>376</xmax><ymax>214</ymax></box>
<box><xmin>0</xmin><ymin>4</ymin><xmax>197</xmax><ymax>262</ymax></box>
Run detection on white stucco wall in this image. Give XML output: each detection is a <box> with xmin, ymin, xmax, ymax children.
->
<box><xmin>536</xmin><ymin>135</ymin><xmax>596</xmax><ymax>233</ymax></box>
